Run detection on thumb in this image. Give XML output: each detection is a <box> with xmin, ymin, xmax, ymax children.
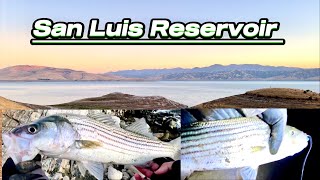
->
<box><xmin>269</xmin><ymin>120</ymin><xmax>286</xmax><ymax>154</ymax></box>
<box><xmin>261</xmin><ymin>109</ymin><xmax>287</xmax><ymax>154</ymax></box>
<box><xmin>154</xmin><ymin>162</ymin><xmax>173</xmax><ymax>175</ymax></box>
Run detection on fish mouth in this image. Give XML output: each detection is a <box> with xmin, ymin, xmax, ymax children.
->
<box><xmin>3</xmin><ymin>133</ymin><xmax>22</xmax><ymax>164</ymax></box>
<box><xmin>3</xmin><ymin>133</ymin><xmax>10</xmax><ymax>145</ymax></box>
<box><xmin>3</xmin><ymin>132</ymin><xmax>38</xmax><ymax>164</ymax></box>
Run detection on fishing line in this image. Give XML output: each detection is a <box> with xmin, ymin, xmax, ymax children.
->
<box><xmin>300</xmin><ymin>135</ymin><xmax>312</xmax><ymax>180</ymax></box>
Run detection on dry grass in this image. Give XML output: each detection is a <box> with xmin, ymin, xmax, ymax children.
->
<box><xmin>0</xmin><ymin>96</ymin><xmax>30</xmax><ymax>110</ymax></box>
<box><xmin>196</xmin><ymin>88</ymin><xmax>320</xmax><ymax>109</ymax></box>
<box><xmin>246</xmin><ymin>88</ymin><xmax>319</xmax><ymax>100</ymax></box>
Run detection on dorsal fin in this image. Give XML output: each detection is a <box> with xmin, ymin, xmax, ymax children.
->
<box><xmin>241</xmin><ymin>109</ymin><xmax>267</xmax><ymax>117</ymax></box>
<box><xmin>124</xmin><ymin>118</ymin><xmax>156</xmax><ymax>139</ymax></box>
<box><xmin>181</xmin><ymin>109</ymin><xmax>198</xmax><ymax>127</ymax></box>
<box><xmin>182</xmin><ymin>109</ymin><xmax>244</xmax><ymax>127</ymax></box>
<box><xmin>87</xmin><ymin>113</ymin><xmax>121</xmax><ymax>128</ymax></box>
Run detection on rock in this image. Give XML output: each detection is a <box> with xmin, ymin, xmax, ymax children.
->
<box><xmin>59</xmin><ymin>159</ymin><xmax>70</xmax><ymax>174</ymax></box>
<box><xmin>63</xmin><ymin>176</ymin><xmax>70</xmax><ymax>180</ymax></box>
<box><xmin>122</xmin><ymin>172</ymin><xmax>131</xmax><ymax>180</ymax></box>
<box><xmin>53</xmin><ymin>173</ymin><xmax>63</xmax><ymax>180</ymax></box>
<box><xmin>108</xmin><ymin>165</ymin><xmax>123</xmax><ymax>180</ymax></box>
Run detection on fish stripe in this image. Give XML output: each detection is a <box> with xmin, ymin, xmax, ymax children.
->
<box><xmin>72</xmin><ymin>121</ymin><xmax>173</xmax><ymax>151</ymax></box>
<box><xmin>181</xmin><ymin>117</ymin><xmax>270</xmax><ymax>157</ymax></box>
<box><xmin>73</xmin><ymin>122</ymin><xmax>175</xmax><ymax>154</ymax></box>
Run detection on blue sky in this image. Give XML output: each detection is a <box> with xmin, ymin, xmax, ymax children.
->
<box><xmin>1</xmin><ymin>0</ymin><xmax>319</xmax><ymax>37</ymax></box>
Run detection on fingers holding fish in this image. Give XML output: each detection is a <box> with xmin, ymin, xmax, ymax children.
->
<box><xmin>180</xmin><ymin>108</ymin><xmax>311</xmax><ymax>180</ymax></box>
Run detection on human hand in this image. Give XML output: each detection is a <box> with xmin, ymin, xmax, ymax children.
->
<box><xmin>260</xmin><ymin>109</ymin><xmax>287</xmax><ymax>155</ymax></box>
<box><xmin>242</xmin><ymin>108</ymin><xmax>287</xmax><ymax>154</ymax></box>
<box><xmin>183</xmin><ymin>108</ymin><xmax>287</xmax><ymax>155</ymax></box>
<box><xmin>133</xmin><ymin>158</ymin><xmax>180</xmax><ymax>180</ymax></box>
<box><xmin>2</xmin><ymin>154</ymin><xmax>48</xmax><ymax>180</ymax></box>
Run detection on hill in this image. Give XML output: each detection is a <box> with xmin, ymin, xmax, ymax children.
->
<box><xmin>1</xmin><ymin>64</ymin><xmax>318</xmax><ymax>81</ymax></box>
<box><xmin>51</xmin><ymin>92</ymin><xmax>187</xmax><ymax>109</ymax></box>
<box><xmin>0</xmin><ymin>93</ymin><xmax>187</xmax><ymax>110</ymax></box>
<box><xmin>195</xmin><ymin>88</ymin><xmax>320</xmax><ymax>108</ymax></box>
<box><xmin>109</xmin><ymin>64</ymin><xmax>319</xmax><ymax>80</ymax></box>
<box><xmin>0</xmin><ymin>96</ymin><xmax>31</xmax><ymax>110</ymax></box>
<box><xmin>0</xmin><ymin>65</ymin><xmax>129</xmax><ymax>81</ymax></box>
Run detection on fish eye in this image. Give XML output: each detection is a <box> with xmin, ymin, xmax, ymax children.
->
<box><xmin>291</xmin><ymin>131</ymin><xmax>295</xmax><ymax>136</ymax></box>
<box><xmin>27</xmin><ymin>125</ymin><xmax>39</xmax><ymax>134</ymax></box>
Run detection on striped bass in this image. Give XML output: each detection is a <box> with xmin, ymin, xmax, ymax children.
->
<box><xmin>3</xmin><ymin>114</ymin><xmax>180</xmax><ymax>180</ymax></box>
<box><xmin>181</xmin><ymin>117</ymin><xmax>309</xmax><ymax>180</ymax></box>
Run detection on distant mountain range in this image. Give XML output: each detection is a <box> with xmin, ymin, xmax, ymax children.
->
<box><xmin>0</xmin><ymin>64</ymin><xmax>319</xmax><ymax>81</ymax></box>
<box><xmin>109</xmin><ymin>64</ymin><xmax>319</xmax><ymax>81</ymax></box>
<box><xmin>0</xmin><ymin>65</ymin><xmax>129</xmax><ymax>81</ymax></box>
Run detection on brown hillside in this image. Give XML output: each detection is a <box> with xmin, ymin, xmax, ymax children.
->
<box><xmin>0</xmin><ymin>96</ymin><xmax>30</xmax><ymax>110</ymax></box>
<box><xmin>52</xmin><ymin>92</ymin><xmax>187</xmax><ymax>109</ymax></box>
<box><xmin>195</xmin><ymin>88</ymin><xmax>320</xmax><ymax>109</ymax></box>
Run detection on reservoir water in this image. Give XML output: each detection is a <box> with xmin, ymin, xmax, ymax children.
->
<box><xmin>0</xmin><ymin>81</ymin><xmax>318</xmax><ymax>106</ymax></box>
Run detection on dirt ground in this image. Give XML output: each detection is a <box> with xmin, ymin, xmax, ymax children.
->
<box><xmin>0</xmin><ymin>97</ymin><xmax>30</xmax><ymax>110</ymax></box>
<box><xmin>196</xmin><ymin>88</ymin><xmax>320</xmax><ymax>108</ymax></box>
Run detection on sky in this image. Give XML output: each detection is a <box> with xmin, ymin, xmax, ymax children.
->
<box><xmin>0</xmin><ymin>0</ymin><xmax>319</xmax><ymax>73</ymax></box>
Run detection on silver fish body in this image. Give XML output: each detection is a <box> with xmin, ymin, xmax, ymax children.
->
<box><xmin>3</xmin><ymin>114</ymin><xmax>180</xmax><ymax>165</ymax></box>
<box><xmin>181</xmin><ymin>117</ymin><xmax>309</xmax><ymax>178</ymax></box>
<box><xmin>56</xmin><ymin>114</ymin><xmax>178</xmax><ymax>164</ymax></box>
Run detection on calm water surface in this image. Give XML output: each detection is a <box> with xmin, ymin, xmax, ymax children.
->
<box><xmin>0</xmin><ymin>81</ymin><xmax>318</xmax><ymax>106</ymax></box>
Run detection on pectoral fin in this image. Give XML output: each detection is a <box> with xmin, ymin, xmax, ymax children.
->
<box><xmin>181</xmin><ymin>168</ymin><xmax>194</xmax><ymax>180</ymax></box>
<box><xmin>75</xmin><ymin>140</ymin><xmax>102</xmax><ymax>149</ymax></box>
<box><xmin>78</xmin><ymin>161</ymin><xmax>104</xmax><ymax>180</ymax></box>
<box><xmin>251</xmin><ymin>146</ymin><xmax>266</xmax><ymax>153</ymax></box>
<box><xmin>239</xmin><ymin>166</ymin><xmax>258</xmax><ymax>180</ymax></box>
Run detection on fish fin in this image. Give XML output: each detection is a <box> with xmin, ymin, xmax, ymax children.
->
<box><xmin>124</xmin><ymin>118</ymin><xmax>156</xmax><ymax>139</ymax></box>
<box><xmin>77</xmin><ymin>161</ymin><xmax>87</xmax><ymax>177</ymax></box>
<box><xmin>181</xmin><ymin>109</ymin><xmax>198</xmax><ymax>126</ymax></box>
<box><xmin>87</xmin><ymin>113</ymin><xmax>121</xmax><ymax>128</ymax></box>
<box><xmin>181</xmin><ymin>168</ymin><xmax>193</xmax><ymax>180</ymax></box>
<box><xmin>251</xmin><ymin>146</ymin><xmax>266</xmax><ymax>153</ymax></box>
<box><xmin>75</xmin><ymin>140</ymin><xmax>102</xmax><ymax>149</ymax></box>
<box><xmin>170</xmin><ymin>137</ymin><xmax>181</xmax><ymax>160</ymax></box>
<box><xmin>241</xmin><ymin>109</ymin><xmax>267</xmax><ymax>117</ymax></box>
<box><xmin>205</xmin><ymin>109</ymin><xmax>244</xmax><ymax>120</ymax></box>
<box><xmin>239</xmin><ymin>166</ymin><xmax>258</xmax><ymax>180</ymax></box>
<box><xmin>80</xmin><ymin>161</ymin><xmax>104</xmax><ymax>180</ymax></box>
<box><xmin>182</xmin><ymin>109</ymin><xmax>244</xmax><ymax>125</ymax></box>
